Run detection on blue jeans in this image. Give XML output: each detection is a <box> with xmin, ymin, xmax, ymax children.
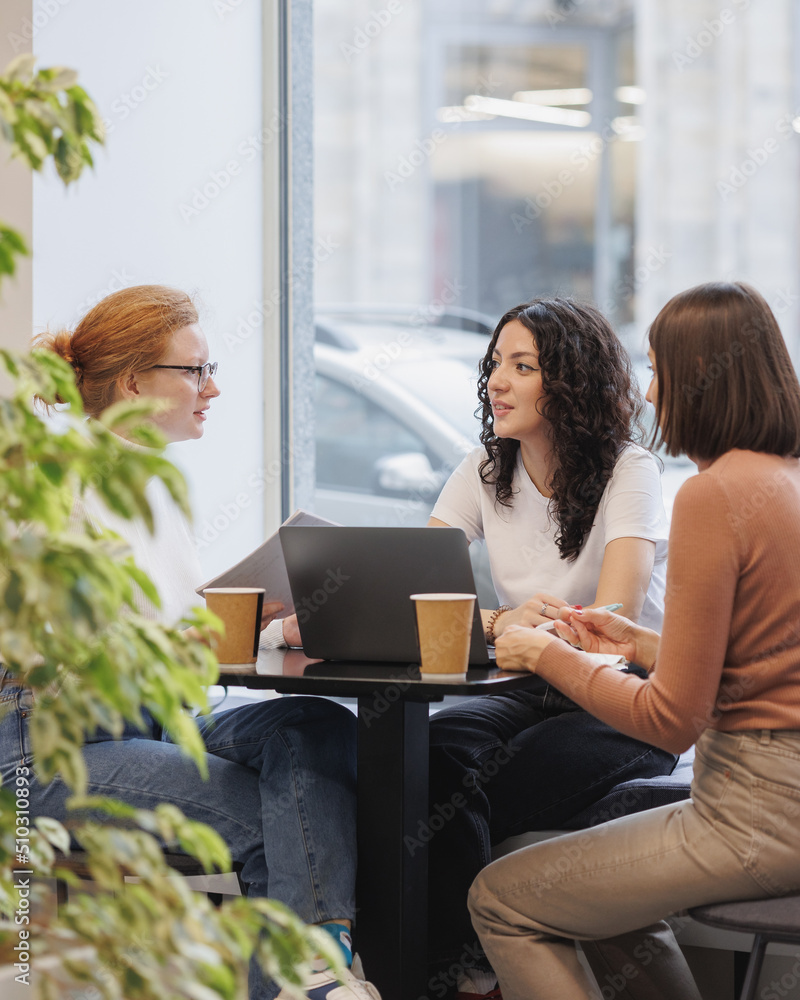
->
<box><xmin>0</xmin><ymin>674</ymin><xmax>357</xmax><ymax>999</ymax></box>
<box><xmin>426</xmin><ymin>680</ymin><xmax>677</xmax><ymax>972</ymax></box>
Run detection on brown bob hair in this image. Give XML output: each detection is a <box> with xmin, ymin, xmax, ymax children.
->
<box><xmin>33</xmin><ymin>285</ymin><xmax>198</xmax><ymax>416</ymax></box>
<box><xmin>648</xmin><ymin>281</ymin><xmax>800</xmax><ymax>461</ymax></box>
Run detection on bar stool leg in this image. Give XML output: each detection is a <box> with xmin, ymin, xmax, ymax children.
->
<box><xmin>738</xmin><ymin>935</ymin><xmax>768</xmax><ymax>1000</ymax></box>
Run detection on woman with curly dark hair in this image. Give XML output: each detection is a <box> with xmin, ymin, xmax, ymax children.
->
<box><xmin>424</xmin><ymin>298</ymin><xmax>674</xmax><ymax>1000</ymax></box>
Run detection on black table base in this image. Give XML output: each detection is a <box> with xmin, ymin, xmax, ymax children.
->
<box><xmin>220</xmin><ymin>650</ymin><xmax>539</xmax><ymax>999</ymax></box>
<box><xmin>356</xmin><ymin>697</ymin><xmax>430</xmax><ymax>1000</ymax></box>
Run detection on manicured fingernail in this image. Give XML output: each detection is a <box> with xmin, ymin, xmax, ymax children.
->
<box><xmin>573</xmin><ymin>605</ymin><xmax>582</xmax><ymax>610</ymax></box>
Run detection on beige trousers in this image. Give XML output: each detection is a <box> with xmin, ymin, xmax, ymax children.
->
<box><xmin>469</xmin><ymin>728</ymin><xmax>800</xmax><ymax>1000</ymax></box>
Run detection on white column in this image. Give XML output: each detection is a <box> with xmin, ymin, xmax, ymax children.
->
<box><xmin>0</xmin><ymin>0</ymin><xmax>33</xmax><ymax>365</ymax></box>
<box><xmin>635</xmin><ymin>0</ymin><xmax>799</xmax><ymax>354</ymax></box>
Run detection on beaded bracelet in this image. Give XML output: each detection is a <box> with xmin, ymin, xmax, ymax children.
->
<box><xmin>485</xmin><ymin>605</ymin><xmax>512</xmax><ymax>644</ymax></box>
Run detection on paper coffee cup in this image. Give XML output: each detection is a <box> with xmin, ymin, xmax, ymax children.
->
<box><xmin>410</xmin><ymin>593</ymin><xmax>476</xmax><ymax>681</ymax></box>
<box><xmin>203</xmin><ymin>587</ymin><xmax>265</xmax><ymax>665</ymax></box>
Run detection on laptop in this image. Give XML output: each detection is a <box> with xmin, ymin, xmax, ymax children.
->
<box><xmin>279</xmin><ymin>525</ymin><xmax>491</xmax><ymax>665</ymax></box>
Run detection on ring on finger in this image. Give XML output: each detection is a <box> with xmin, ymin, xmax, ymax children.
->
<box><xmin>540</xmin><ymin>603</ymin><xmax>548</xmax><ymax>616</ymax></box>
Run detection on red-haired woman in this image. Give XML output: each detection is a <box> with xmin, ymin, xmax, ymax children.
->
<box><xmin>470</xmin><ymin>282</ymin><xmax>800</xmax><ymax>1000</ymax></box>
<box><xmin>0</xmin><ymin>285</ymin><xmax>377</xmax><ymax>1000</ymax></box>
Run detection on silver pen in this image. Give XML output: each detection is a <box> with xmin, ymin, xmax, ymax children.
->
<box><xmin>535</xmin><ymin>602</ymin><xmax>623</xmax><ymax>631</ymax></box>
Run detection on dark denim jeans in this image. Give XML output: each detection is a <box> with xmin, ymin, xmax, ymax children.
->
<box><xmin>426</xmin><ymin>679</ymin><xmax>677</xmax><ymax>978</ymax></box>
<box><xmin>0</xmin><ymin>673</ymin><xmax>357</xmax><ymax>999</ymax></box>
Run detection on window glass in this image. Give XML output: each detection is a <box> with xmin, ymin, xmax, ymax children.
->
<box><xmin>315</xmin><ymin>374</ymin><xmax>432</xmax><ymax>494</ymax></box>
<box><xmin>312</xmin><ymin>1</ymin><xmax>800</xmax><ymax>530</ymax></box>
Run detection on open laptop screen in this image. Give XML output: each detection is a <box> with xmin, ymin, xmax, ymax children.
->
<box><xmin>279</xmin><ymin>526</ymin><xmax>490</xmax><ymax>665</ymax></box>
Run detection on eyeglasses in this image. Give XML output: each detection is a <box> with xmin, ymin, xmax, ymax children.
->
<box><xmin>150</xmin><ymin>362</ymin><xmax>218</xmax><ymax>392</ymax></box>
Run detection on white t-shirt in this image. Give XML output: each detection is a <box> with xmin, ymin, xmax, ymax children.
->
<box><xmin>75</xmin><ymin>476</ymin><xmax>203</xmax><ymax>627</ymax></box>
<box><xmin>431</xmin><ymin>444</ymin><xmax>669</xmax><ymax>631</ymax></box>
<box><xmin>74</xmin><ymin>470</ymin><xmax>285</xmax><ymax>646</ymax></box>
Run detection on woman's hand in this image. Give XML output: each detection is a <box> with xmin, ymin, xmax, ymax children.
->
<box><xmin>493</xmin><ymin>593</ymin><xmax>572</xmax><ymax>637</ymax></box>
<box><xmin>259</xmin><ymin>603</ymin><xmax>302</xmax><ymax>648</ymax></box>
<box><xmin>494</xmin><ymin>624</ymin><xmax>555</xmax><ymax>673</ymax></box>
<box><xmin>281</xmin><ymin>614</ymin><xmax>302</xmax><ymax>647</ymax></box>
<box><xmin>260</xmin><ymin>601</ymin><xmax>285</xmax><ymax>630</ymax></box>
<box><xmin>553</xmin><ymin>607</ymin><xmax>658</xmax><ymax>667</ymax></box>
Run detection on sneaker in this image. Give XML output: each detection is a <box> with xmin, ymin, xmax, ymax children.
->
<box><xmin>454</xmin><ymin>968</ymin><xmax>502</xmax><ymax>999</ymax></box>
<box><xmin>277</xmin><ymin>966</ymin><xmax>382</xmax><ymax>999</ymax></box>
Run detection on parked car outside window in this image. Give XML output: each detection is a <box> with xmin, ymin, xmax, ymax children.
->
<box><xmin>312</xmin><ymin>309</ymin><xmax>695</xmax><ymax>607</ymax></box>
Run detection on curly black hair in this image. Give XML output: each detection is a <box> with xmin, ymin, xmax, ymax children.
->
<box><xmin>477</xmin><ymin>298</ymin><xmax>644</xmax><ymax>562</ymax></box>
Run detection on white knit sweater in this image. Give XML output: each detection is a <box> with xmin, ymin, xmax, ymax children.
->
<box><xmin>71</xmin><ymin>451</ymin><xmax>285</xmax><ymax>647</ymax></box>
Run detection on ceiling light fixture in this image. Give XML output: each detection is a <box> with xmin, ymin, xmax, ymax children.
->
<box><xmin>464</xmin><ymin>95</ymin><xmax>590</xmax><ymax>127</ymax></box>
<box><xmin>512</xmin><ymin>87</ymin><xmax>593</xmax><ymax>106</ymax></box>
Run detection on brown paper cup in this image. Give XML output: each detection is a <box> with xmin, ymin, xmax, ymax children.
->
<box><xmin>203</xmin><ymin>588</ymin><xmax>265</xmax><ymax>665</ymax></box>
<box><xmin>410</xmin><ymin>593</ymin><xmax>476</xmax><ymax>681</ymax></box>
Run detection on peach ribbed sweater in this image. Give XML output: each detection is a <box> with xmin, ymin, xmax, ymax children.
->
<box><xmin>536</xmin><ymin>450</ymin><xmax>800</xmax><ymax>754</ymax></box>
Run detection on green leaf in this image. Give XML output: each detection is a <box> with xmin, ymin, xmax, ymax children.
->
<box><xmin>34</xmin><ymin>816</ymin><xmax>71</xmax><ymax>854</ymax></box>
<box><xmin>0</xmin><ymin>224</ymin><xmax>28</xmax><ymax>255</ymax></box>
<box><xmin>19</xmin><ymin>126</ymin><xmax>48</xmax><ymax>162</ymax></box>
<box><xmin>124</xmin><ymin>562</ymin><xmax>162</xmax><ymax>608</ymax></box>
<box><xmin>0</xmin><ymin>88</ymin><xmax>17</xmax><ymax>123</ymax></box>
<box><xmin>3</xmin><ymin>571</ymin><xmax>22</xmax><ymax>613</ymax></box>
<box><xmin>0</xmin><ymin>223</ymin><xmax>29</xmax><ymax>280</ymax></box>
<box><xmin>40</xmin><ymin>67</ymin><xmax>79</xmax><ymax>91</ymax></box>
<box><xmin>4</xmin><ymin>54</ymin><xmax>37</xmax><ymax>81</ymax></box>
<box><xmin>67</xmin><ymin>796</ymin><xmax>140</xmax><ymax>821</ymax></box>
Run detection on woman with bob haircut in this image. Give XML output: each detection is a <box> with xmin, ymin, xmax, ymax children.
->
<box><xmin>1</xmin><ymin>285</ymin><xmax>380</xmax><ymax>1000</ymax></box>
<box><xmin>468</xmin><ymin>281</ymin><xmax>800</xmax><ymax>1000</ymax></box>
<box><xmin>424</xmin><ymin>297</ymin><xmax>675</xmax><ymax>998</ymax></box>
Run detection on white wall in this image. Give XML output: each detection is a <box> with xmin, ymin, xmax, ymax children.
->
<box><xmin>32</xmin><ymin>0</ymin><xmax>275</xmax><ymax>578</ymax></box>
